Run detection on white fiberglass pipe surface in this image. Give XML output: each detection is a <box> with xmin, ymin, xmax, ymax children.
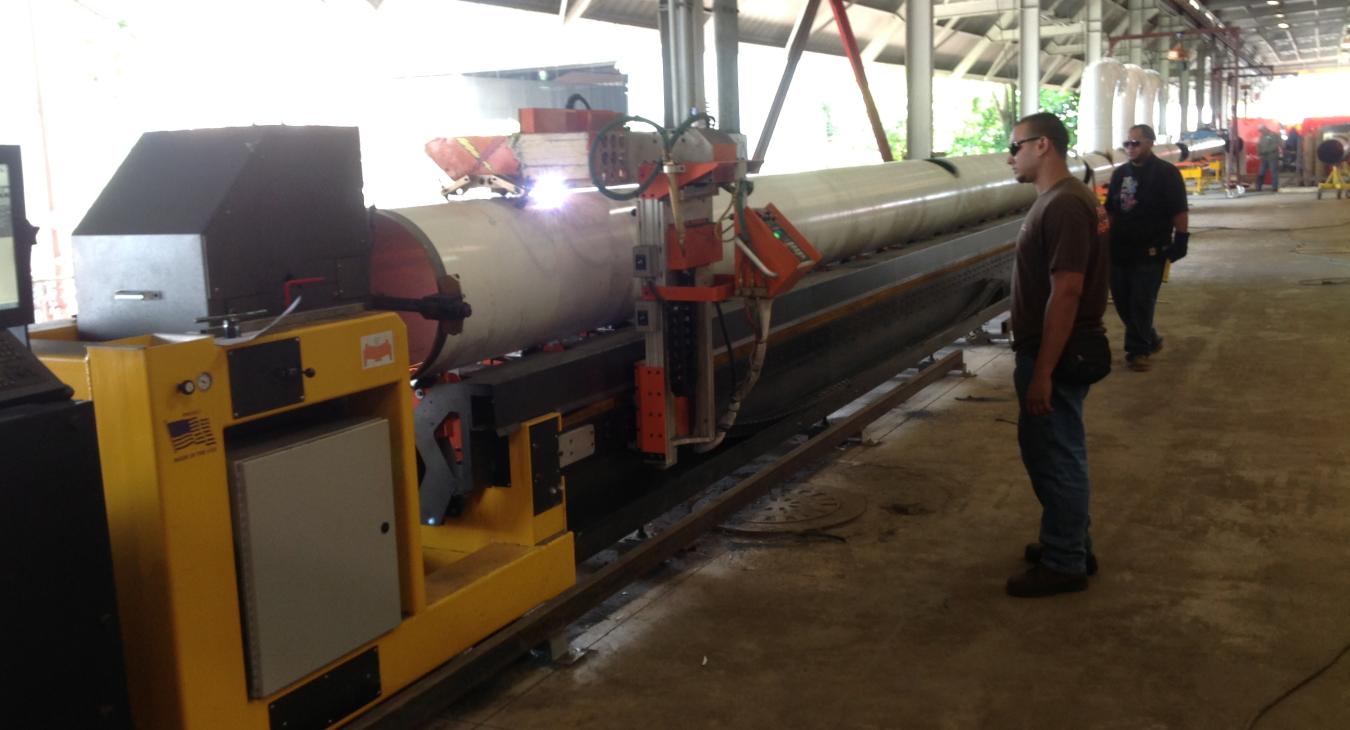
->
<box><xmin>1078</xmin><ymin>59</ymin><xmax>1125</xmax><ymax>155</ymax></box>
<box><xmin>374</xmin><ymin>145</ymin><xmax>1213</xmax><ymax>374</ymax></box>
<box><xmin>371</xmin><ymin>195</ymin><xmax>637</xmax><ymax>377</ymax></box>
<box><xmin>1138</xmin><ymin>70</ymin><xmax>1162</xmax><ymax>132</ymax></box>
<box><xmin>1114</xmin><ymin>64</ymin><xmax>1145</xmax><ymax>148</ymax></box>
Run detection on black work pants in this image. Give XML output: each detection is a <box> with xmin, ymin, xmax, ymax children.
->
<box><xmin>1110</xmin><ymin>257</ymin><xmax>1165</xmax><ymax>359</ymax></box>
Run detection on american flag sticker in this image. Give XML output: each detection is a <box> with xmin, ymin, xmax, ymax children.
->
<box><xmin>167</xmin><ymin>415</ymin><xmax>217</xmax><ymax>452</ymax></box>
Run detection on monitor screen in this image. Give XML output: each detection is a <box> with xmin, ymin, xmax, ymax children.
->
<box><xmin>0</xmin><ymin>162</ymin><xmax>18</xmax><ymax>314</ymax></box>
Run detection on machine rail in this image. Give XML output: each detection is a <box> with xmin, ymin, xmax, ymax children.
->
<box><xmin>349</xmin><ymin>341</ymin><xmax>977</xmax><ymax>729</ymax></box>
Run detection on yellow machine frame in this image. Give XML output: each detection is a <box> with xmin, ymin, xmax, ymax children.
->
<box><xmin>36</xmin><ymin>312</ymin><xmax>575</xmax><ymax>729</ymax></box>
<box><xmin>1317</xmin><ymin>162</ymin><xmax>1349</xmax><ymax>199</ymax></box>
<box><xmin>1179</xmin><ymin>158</ymin><xmax>1223</xmax><ymax>195</ymax></box>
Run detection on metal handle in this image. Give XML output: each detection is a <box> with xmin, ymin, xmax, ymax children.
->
<box><xmin>734</xmin><ymin>239</ymin><xmax>779</xmax><ymax>279</ymax></box>
<box><xmin>113</xmin><ymin>290</ymin><xmax>163</xmax><ymax>301</ymax></box>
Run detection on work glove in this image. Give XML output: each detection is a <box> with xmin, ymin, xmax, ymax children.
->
<box><xmin>1166</xmin><ymin>230</ymin><xmax>1190</xmax><ymax>263</ymax></box>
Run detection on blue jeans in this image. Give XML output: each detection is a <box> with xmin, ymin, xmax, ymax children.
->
<box><xmin>1110</xmin><ymin>258</ymin><xmax>1165</xmax><ymax>359</ymax></box>
<box><xmin>1256</xmin><ymin>157</ymin><xmax>1279</xmax><ymax>190</ymax></box>
<box><xmin>1014</xmin><ymin>353</ymin><xmax>1093</xmax><ymax>574</ymax></box>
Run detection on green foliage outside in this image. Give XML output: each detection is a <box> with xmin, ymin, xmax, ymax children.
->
<box><xmin>948</xmin><ymin>88</ymin><xmax>1079</xmax><ymax>156</ymax></box>
<box><xmin>887</xmin><ymin>121</ymin><xmax>907</xmax><ymax>160</ymax></box>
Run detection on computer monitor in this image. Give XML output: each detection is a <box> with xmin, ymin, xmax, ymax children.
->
<box><xmin>0</xmin><ymin>145</ymin><xmax>36</xmax><ymax>329</ymax></box>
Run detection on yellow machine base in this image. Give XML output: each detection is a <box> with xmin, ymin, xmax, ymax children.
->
<box><xmin>34</xmin><ymin>313</ymin><xmax>576</xmax><ymax>729</ymax></box>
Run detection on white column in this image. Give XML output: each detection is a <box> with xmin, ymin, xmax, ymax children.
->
<box><xmin>712</xmin><ymin>0</ymin><xmax>739</xmax><ymax>133</ymax></box>
<box><xmin>666</xmin><ymin>0</ymin><xmax>706</xmax><ymax>121</ymax></box>
<box><xmin>906</xmin><ymin>0</ymin><xmax>934</xmax><ymax>159</ymax></box>
<box><xmin>1127</xmin><ymin>0</ymin><xmax>1143</xmax><ymax>66</ymax></box>
<box><xmin>1178</xmin><ymin>60</ymin><xmax>1190</xmax><ymax>133</ymax></box>
<box><xmin>1193</xmin><ymin>51</ymin><xmax>1206</xmax><ymax>130</ymax></box>
<box><xmin>1085</xmin><ymin>0</ymin><xmax>1102</xmax><ymax>65</ymax></box>
<box><xmin>1158</xmin><ymin>54</ymin><xmax>1171</xmax><ymax>136</ymax></box>
<box><xmin>1019</xmin><ymin>0</ymin><xmax>1040</xmax><ymax>117</ymax></box>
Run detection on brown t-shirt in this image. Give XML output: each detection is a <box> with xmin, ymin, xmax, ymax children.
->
<box><xmin>1010</xmin><ymin>176</ymin><xmax>1109</xmax><ymax>353</ymax></box>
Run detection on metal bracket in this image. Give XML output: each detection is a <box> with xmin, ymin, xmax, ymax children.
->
<box><xmin>412</xmin><ymin>385</ymin><xmax>473</xmax><ymax>525</ymax></box>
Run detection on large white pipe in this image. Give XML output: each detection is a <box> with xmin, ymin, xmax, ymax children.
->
<box><xmin>1078</xmin><ymin>58</ymin><xmax>1125</xmax><ymax>155</ymax></box>
<box><xmin>375</xmin><ymin>143</ymin><xmax>1214</xmax><ymax>373</ymax></box>
<box><xmin>1114</xmin><ymin>63</ymin><xmax>1145</xmax><ymax>147</ymax></box>
<box><xmin>1138</xmin><ymin>69</ymin><xmax>1163</xmax><ymax>131</ymax></box>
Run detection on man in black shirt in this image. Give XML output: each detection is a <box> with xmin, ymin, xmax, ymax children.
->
<box><xmin>1105</xmin><ymin>124</ymin><xmax>1189</xmax><ymax>372</ymax></box>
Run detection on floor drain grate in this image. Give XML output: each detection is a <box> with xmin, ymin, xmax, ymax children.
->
<box><xmin>720</xmin><ymin>485</ymin><xmax>867</xmax><ymax>536</ymax></box>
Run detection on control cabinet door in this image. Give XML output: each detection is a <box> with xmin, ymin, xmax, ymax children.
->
<box><xmin>229</xmin><ymin>417</ymin><xmax>401</xmax><ymax>698</ymax></box>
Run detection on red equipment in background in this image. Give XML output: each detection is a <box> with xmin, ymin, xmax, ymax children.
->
<box><xmin>1233</xmin><ymin>117</ymin><xmax>1282</xmax><ymax>176</ymax></box>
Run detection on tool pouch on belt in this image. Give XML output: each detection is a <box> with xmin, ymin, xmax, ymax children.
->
<box><xmin>1053</xmin><ymin>328</ymin><xmax>1112</xmax><ymax>385</ymax></box>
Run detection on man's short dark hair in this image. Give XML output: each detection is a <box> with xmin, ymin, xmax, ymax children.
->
<box><xmin>1015</xmin><ymin>112</ymin><xmax>1070</xmax><ymax>157</ymax></box>
<box><xmin>1130</xmin><ymin>124</ymin><xmax>1157</xmax><ymax>141</ymax></box>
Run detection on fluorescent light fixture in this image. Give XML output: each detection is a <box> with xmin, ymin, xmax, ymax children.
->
<box><xmin>1277</xmin><ymin>22</ymin><xmax>1290</xmax><ymax>29</ymax></box>
<box><xmin>1189</xmin><ymin>0</ymin><xmax>1200</xmax><ymax>8</ymax></box>
<box><xmin>1266</xmin><ymin>0</ymin><xmax>1279</xmax><ymax>5</ymax></box>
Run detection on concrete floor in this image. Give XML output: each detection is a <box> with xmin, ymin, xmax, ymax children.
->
<box><xmin>428</xmin><ymin>189</ymin><xmax>1350</xmax><ymax>730</ymax></box>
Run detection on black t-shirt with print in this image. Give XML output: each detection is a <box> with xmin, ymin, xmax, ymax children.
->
<box><xmin>1105</xmin><ymin>154</ymin><xmax>1188</xmax><ymax>263</ymax></box>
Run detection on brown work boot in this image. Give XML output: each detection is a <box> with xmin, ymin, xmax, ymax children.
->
<box><xmin>1024</xmin><ymin>542</ymin><xmax>1098</xmax><ymax>575</ymax></box>
<box><xmin>1006</xmin><ymin>565</ymin><xmax>1089</xmax><ymax>598</ymax></box>
<box><xmin>1127</xmin><ymin>354</ymin><xmax>1151</xmax><ymax>372</ymax></box>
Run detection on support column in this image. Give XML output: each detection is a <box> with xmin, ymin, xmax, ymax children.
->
<box><xmin>1193</xmin><ymin>51</ymin><xmax>1206</xmax><ymax>130</ymax></box>
<box><xmin>906</xmin><ymin>0</ymin><xmax>933</xmax><ymax>159</ymax></box>
<box><xmin>1208</xmin><ymin>54</ymin><xmax>1222</xmax><ymax>129</ymax></box>
<box><xmin>1085</xmin><ymin>0</ymin><xmax>1102</xmax><ymax>65</ymax></box>
<box><xmin>658</xmin><ymin>2</ymin><xmax>674</xmax><ymax>128</ymax></box>
<box><xmin>1214</xmin><ymin>57</ymin><xmax>1226</xmax><ymax>129</ymax></box>
<box><xmin>1155</xmin><ymin>17</ymin><xmax>1166</xmax><ymax>134</ymax></box>
<box><xmin>712</xmin><ymin>0</ymin><xmax>739</xmax><ymax>133</ymax></box>
<box><xmin>666</xmin><ymin>0</ymin><xmax>706</xmax><ymax>122</ymax></box>
<box><xmin>1019</xmin><ymin>0</ymin><xmax>1040</xmax><ymax>118</ymax></box>
<box><xmin>1178</xmin><ymin>60</ymin><xmax>1190</xmax><ymax>133</ymax></box>
<box><xmin>1127</xmin><ymin>0</ymin><xmax>1143</xmax><ymax>66</ymax></box>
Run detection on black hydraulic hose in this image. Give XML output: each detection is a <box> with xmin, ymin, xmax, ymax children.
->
<box><xmin>565</xmin><ymin>93</ymin><xmax>592</xmax><ymax>110</ymax></box>
<box><xmin>588</xmin><ymin>115</ymin><xmax>670</xmax><ymax>201</ymax></box>
<box><xmin>587</xmin><ymin>112</ymin><xmax>718</xmax><ymax>202</ymax></box>
<box><xmin>714</xmin><ymin>301</ymin><xmax>739</xmax><ymax>394</ymax></box>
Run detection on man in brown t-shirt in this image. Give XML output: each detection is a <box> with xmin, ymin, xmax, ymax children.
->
<box><xmin>1004</xmin><ymin>112</ymin><xmax>1110</xmax><ymax>597</ymax></box>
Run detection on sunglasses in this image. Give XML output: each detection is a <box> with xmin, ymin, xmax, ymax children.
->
<box><xmin>1122</xmin><ymin>140</ymin><xmax>1145</xmax><ymax>148</ymax></box>
<box><xmin>1008</xmin><ymin>136</ymin><xmax>1043</xmax><ymax>156</ymax></box>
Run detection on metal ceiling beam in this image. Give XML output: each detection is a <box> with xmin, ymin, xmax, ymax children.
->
<box><xmin>753</xmin><ymin>0</ymin><xmax>821</xmax><ymax>162</ymax></box>
<box><xmin>826</xmin><ymin>0</ymin><xmax>894</xmax><ymax>161</ymax></box>
<box><xmin>988</xmin><ymin>22</ymin><xmax>1084</xmax><ymax>41</ymax></box>
<box><xmin>948</xmin><ymin>36</ymin><xmax>993</xmax><ymax>78</ymax></box>
<box><xmin>559</xmin><ymin>0</ymin><xmax>597</xmax><ymax>24</ymax></box>
<box><xmin>984</xmin><ymin>42</ymin><xmax>1016</xmax><ymax>80</ymax></box>
<box><xmin>861</xmin><ymin>13</ymin><xmax>906</xmax><ymax>60</ymax></box>
<box><xmin>933</xmin><ymin>0</ymin><xmax>1008</xmax><ymax>20</ymax></box>
<box><xmin>1040</xmin><ymin>53</ymin><xmax>1068</xmax><ymax>82</ymax></box>
<box><xmin>1060</xmin><ymin>61</ymin><xmax>1085</xmax><ymax>88</ymax></box>
<box><xmin>1158</xmin><ymin>0</ymin><xmax>1266</xmax><ymax>71</ymax></box>
<box><xmin>862</xmin><ymin>15</ymin><xmax>959</xmax><ymax>62</ymax></box>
